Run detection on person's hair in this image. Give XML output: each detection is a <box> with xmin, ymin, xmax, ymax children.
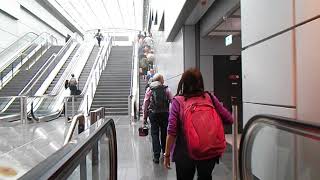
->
<box><xmin>71</xmin><ymin>74</ymin><xmax>75</xmax><ymax>77</ymax></box>
<box><xmin>152</xmin><ymin>73</ymin><xmax>164</xmax><ymax>84</ymax></box>
<box><xmin>176</xmin><ymin>68</ymin><xmax>204</xmax><ymax>98</ymax></box>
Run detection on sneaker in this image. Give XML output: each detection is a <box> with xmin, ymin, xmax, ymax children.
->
<box><xmin>153</xmin><ymin>158</ymin><xmax>159</xmax><ymax>164</ymax></box>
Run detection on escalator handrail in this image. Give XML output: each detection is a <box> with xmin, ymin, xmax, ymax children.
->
<box><xmin>239</xmin><ymin>114</ymin><xmax>320</xmax><ymax>180</ymax></box>
<box><xmin>21</xmin><ymin>38</ymin><xmax>75</xmax><ymax>96</ymax></box>
<box><xmin>19</xmin><ymin>116</ymin><xmax>117</xmax><ymax>180</ymax></box>
<box><xmin>30</xmin><ymin>41</ymin><xmax>93</xmax><ymax>120</ymax></box>
<box><xmin>0</xmin><ymin>32</ymin><xmax>57</xmax><ymax>74</ymax></box>
<box><xmin>0</xmin><ymin>32</ymin><xmax>38</xmax><ymax>57</ymax></box>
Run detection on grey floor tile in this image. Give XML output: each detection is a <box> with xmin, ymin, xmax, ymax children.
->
<box><xmin>114</xmin><ymin>115</ymin><xmax>233</xmax><ymax>180</ymax></box>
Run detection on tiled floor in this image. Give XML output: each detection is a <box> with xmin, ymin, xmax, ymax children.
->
<box><xmin>0</xmin><ymin>116</ymin><xmax>233</xmax><ymax>180</ymax></box>
<box><xmin>114</xmin><ymin>116</ymin><xmax>232</xmax><ymax>180</ymax></box>
<box><xmin>0</xmin><ymin>118</ymin><xmax>69</xmax><ymax>179</ymax></box>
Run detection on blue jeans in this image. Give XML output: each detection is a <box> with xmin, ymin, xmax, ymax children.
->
<box><xmin>149</xmin><ymin>112</ymin><xmax>169</xmax><ymax>159</ymax></box>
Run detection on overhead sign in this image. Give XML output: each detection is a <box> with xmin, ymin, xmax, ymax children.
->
<box><xmin>225</xmin><ymin>34</ymin><xmax>233</xmax><ymax>46</ymax></box>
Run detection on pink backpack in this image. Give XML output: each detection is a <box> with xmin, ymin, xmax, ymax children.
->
<box><xmin>175</xmin><ymin>93</ymin><xmax>226</xmax><ymax>160</ymax></box>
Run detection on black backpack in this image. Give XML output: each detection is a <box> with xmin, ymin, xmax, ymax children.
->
<box><xmin>150</xmin><ymin>85</ymin><xmax>169</xmax><ymax>113</ymax></box>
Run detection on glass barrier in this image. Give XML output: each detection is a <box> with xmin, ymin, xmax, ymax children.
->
<box><xmin>240</xmin><ymin>115</ymin><xmax>320</xmax><ymax>180</ymax></box>
<box><xmin>19</xmin><ymin>116</ymin><xmax>117</xmax><ymax>180</ymax></box>
<box><xmin>0</xmin><ymin>32</ymin><xmax>38</xmax><ymax>68</ymax></box>
<box><xmin>0</xmin><ymin>32</ymin><xmax>57</xmax><ymax>88</ymax></box>
<box><xmin>0</xmin><ymin>96</ymin><xmax>23</xmax><ymax>122</ymax></box>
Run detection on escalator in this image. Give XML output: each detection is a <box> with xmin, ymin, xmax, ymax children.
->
<box><xmin>45</xmin><ymin>44</ymin><xmax>80</xmax><ymax>94</ymax></box>
<box><xmin>0</xmin><ymin>32</ymin><xmax>38</xmax><ymax>67</ymax></box>
<box><xmin>0</xmin><ymin>46</ymin><xmax>62</xmax><ymax>118</ymax></box>
<box><xmin>0</xmin><ymin>44</ymin><xmax>38</xmax><ymax>80</ymax></box>
<box><xmin>239</xmin><ymin>115</ymin><xmax>320</xmax><ymax>180</ymax></box>
<box><xmin>33</xmin><ymin>44</ymin><xmax>101</xmax><ymax>119</ymax></box>
<box><xmin>0</xmin><ymin>32</ymin><xmax>56</xmax><ymax>87</ymax></box>
<box><xmin>65</xmin><ymin>45</ymin><xmax>100</xmax><ymax>115</ymax></box>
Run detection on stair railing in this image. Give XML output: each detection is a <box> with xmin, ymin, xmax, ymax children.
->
<box><xmin>78</xmin><ymin>36</ymin><xmax>113</xmax><ymax>116</ymax></box>
<box><xmin>129</xmin><ymin>41</ymin><xmax>139</xmax><ymax>121</ymax></box>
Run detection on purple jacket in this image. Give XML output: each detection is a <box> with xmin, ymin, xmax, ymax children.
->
<box><xmin>142</xmin><ymin>81</ymin><xmax>173</xmax><ymax>119</ymax></box>
<box><xmin>167</xmin><ymin>93</ymin><xmax>233</xmax><ymax>136</ymax></box>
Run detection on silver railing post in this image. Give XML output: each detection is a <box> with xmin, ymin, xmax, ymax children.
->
<box><xmin>72</xmin><ymin>96</ymin><xmax>75</xmax><ymax>117</ymax></box>
<box><xmin>90</xmin><ymin>110</ymin><xmax>99</xmax><ymax>179</ymax></box>
<box><xmin>232</xmin><ymin>97</ymin><xmax>239</xmax><ymax>180</ymax></box>
<box><xmin>20</xmin><ymin>96</ymin><xmax>28</xmax><ymax>124</ymax></box>
<box><xmin>128</xmin><ymin>95</ymin><xmax>131</xmax><ymax>117</ymax></box>
<box><xmin>64</xmin><ymin>97</ymin><xmax>68</xmax><ymax>123</ymax></box>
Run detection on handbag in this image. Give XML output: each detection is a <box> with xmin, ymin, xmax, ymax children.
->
<box><xmin>138</xmin><ymin>126</ymin><xmax>149</xmax><ymax>136</ymax></box>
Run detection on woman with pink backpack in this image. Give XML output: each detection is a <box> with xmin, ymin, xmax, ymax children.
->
<box><xmin>164</xmin><ymin>68</ymin><xmax>233</xmax><ymax>180</ymax></box>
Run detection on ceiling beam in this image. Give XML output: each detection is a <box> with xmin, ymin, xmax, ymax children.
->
<box><xmin>200</xmin><ymin>0</ymin><xmax>240</xmax><ymax>37</ymax></box>
<box><xmin>36</xmin><ymin>0</ymin><xmax>84</xmax><ymax>37</ymax></box>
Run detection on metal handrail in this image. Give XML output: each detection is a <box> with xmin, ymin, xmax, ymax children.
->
<box><xmin>19</xmin><ymin>116</ymin><xmax>117</xmax><ymax>180</ymax></box>
<box><xmin>64</xmin><ymin>113</ymin><xmax>86</xmax><ymax>145</ymax></box>
<box><xmin>128</xmin><ymin>41</ymin><xmax>136</xmax><ymax>119</ymax></box>
<box><xmin>0</xmin><ymin>32</ymin><xmax>38</xmax><ymax>57</ymax></box>
<box><xmin>239</xmin><ymin>114</ymin><xmax>320</xmax><ymax>180</ymax></box>
<box><xmin>31</xmin><ymin>40</ymin><xmax>94</xmax><ymax>120</ymax></box>
<box><xmin>0</xmin><ymin>32</ymin><xmax>56</xmax><ymax>73</ymax></box>
<box><xmin>0</xmin><ymin>33</ymin><xmax>57</xmax><ymax>89</ymax></box>
<box><xmin>21</xmin><ymin>38</ymin><xmax>75</xmax><ymax>96</ymax></box>
<box><xmin>80</xmin><ymin>37</ymin><xmax>111</xmax><ymax>95</ymax></box>
<box><xmin>78</xmin><ymin>37</ymin><xmax>113</xmax><ymax>115</ymax></box>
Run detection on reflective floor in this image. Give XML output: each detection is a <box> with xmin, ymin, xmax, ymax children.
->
<box><xmin>0</xmin><ymin>116</ymin><xmax>232</xmax><ymax>180</ymax></box>
<box><xmin>114</xmin><ymin>116</ymin><xmax>232</xmax><ymax>180</ymax></box>
<box><xmin>0</xmin><ymin>118</ymin><xmax>68</xmax><ymax>179</ymax></box>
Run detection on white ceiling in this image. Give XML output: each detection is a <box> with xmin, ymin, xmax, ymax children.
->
<box><xmin>54</xmin><ymin>0</ymin><xmax>144</xmax><ymax>31</ymax></box>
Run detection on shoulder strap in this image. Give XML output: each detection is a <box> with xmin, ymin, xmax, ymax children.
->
<box><xmin>206</xmin><ymin>91</ymin><xmax>215</xmax><ymax>107</ymax></box>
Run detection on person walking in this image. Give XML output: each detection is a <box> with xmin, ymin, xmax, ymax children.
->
<box><xmin>163</xmin><ymin>68</ymin><xmax>233</xmax><ymax>180</ymax></box>
<box><xmin>94</xmin><ymin>29</ymin><xmax>103</xmax><ymax>47</ymax></box>
<box><xmin>142</xmin><ymin>73</ymin><xmax>173</xmax><ymax>164</ymax></box>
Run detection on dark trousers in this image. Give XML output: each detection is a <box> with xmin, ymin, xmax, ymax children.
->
<box><xmin>175</xmin><ymin>157</ymin><xmax>217</xmax><ymax>180</ymax></box>
<box><xmin>149</xmin><ymin>112</ymin><xmax>169</xmax><ymax>159</ymax></box>
<box><xmin>70</xmin><ymin>85</ymin><xmax>77</xmax><ymax>95</ymax></box>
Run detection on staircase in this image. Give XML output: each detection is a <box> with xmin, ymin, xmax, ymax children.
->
<box><xmin>0</xmin><ymin>46</ymin><xmax>62</xmax><ymax>116</ymax></box>
<box><xmin>91</xmin><ymin>46</ymin><xmax>132</xmax><ymax>116</ymax></box>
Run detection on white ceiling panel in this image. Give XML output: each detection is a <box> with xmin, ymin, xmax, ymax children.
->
<box><xmin>54</xmin><ymin>0</ymin><xmax>143</xmax><ymax>31</ymax></box>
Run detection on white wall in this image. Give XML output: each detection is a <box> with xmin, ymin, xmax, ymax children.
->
<box><xmin>241</xmin><ymin>0</ymin><xmax>320</xmax><ymax>179</ymax></box>
<box><xmin>152</xmin><ymin>30</ymin><xmax>184</xmax><ymax>95</ymax></box>
<box><xmin>0</xmin><ymin>0</ymin><xmax>74</xmax><ymax>52</ymax></box>
<box><xmin>295</xmin><ymin>13</ymin><xmax>320</xmax><ymax>123</ymax></box>
<box><xmin>241</xmin><ymin>0</ymin><xmax>297</xmax><ymax>124</ymax></box>
<box><xmin>241</xmin><ymin>0</ymin><xmax>320</xmax><ymax>123</ymax></box>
